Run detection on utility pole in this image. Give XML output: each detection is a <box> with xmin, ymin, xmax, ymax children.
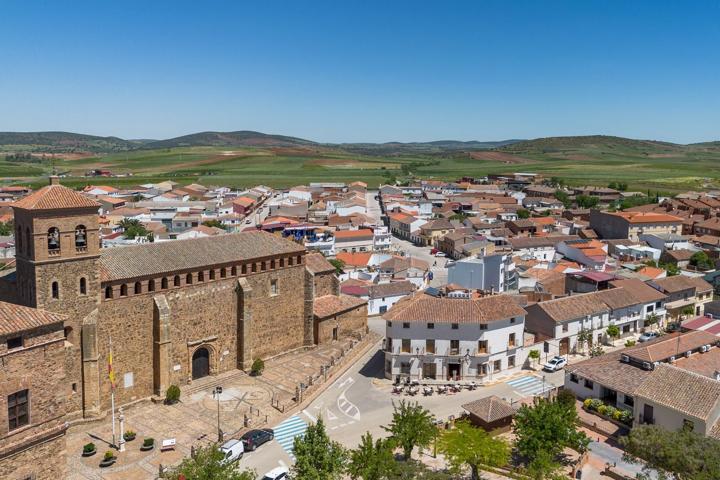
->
<box><xmin>108</xmin><ymin>337</ymin><xmax>117</xmax><ymax>449</ymax></box>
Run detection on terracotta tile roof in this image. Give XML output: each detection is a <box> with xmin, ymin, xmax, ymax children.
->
<box><xmin>530</xmin><ymin>292</ymin><xmax>609</xmax><ymax>323</ymax></box>
<box><xmin>305</xmin><ymin>252</ymin><xmax>336</xmax><ymax>274</ymax></box>
<box><xmin>462</xmin><ymin>395</ymin><xmax>517</xmax><ymax>422</ymax></box>
<box><xmin>635</xmin><ymin>363</ymin><xmax>720</xmax><ymax>420</ymax></box>
<box><xmin>610</xmin><ymin>211</ymin><xmax>683</xmax><ymax>224</ymax></box>
<box><xmin>99</xmin><ymin>230</ymin><xmax>304</xmax><ymax>281</ymax></box>
<box><xmin>635</xmin><ymin>266</ymin><xmax>665</xmax><ymax>279</ymax></box>
<box><xmin>385</xmin><ymin>292</ymin><xmax>526</xmax><ymax>323</ymax></box>
<box><xmin>653</xmin><ymin>275</ymin><xmax>713</xmax><ymax>294</ymax></box>
<box><xmin>368</xmin><ymin>281</ymin><xmax>417</xmax><ymax>299</ymax></box>
<box><xmin>313</xmin><ymin>294</ymin><xmax>367</xmax><ymax>318</ymax></box>
<box><xmin>607</xmin><ymin>279</ymin><xmax>666</xmax><ymax>303</ymax></box>
<box><xmin>568</xmin><ymin>349</ymin><xmax>652</xmax><ymax>395</ymax></box>
<box><xmin>335</xmin><ymin>252</ymin><xmax>372</xmax><ymax>267</ymax></box>
<box><xmin>624</xmin><ymin>330</ymin><xmax>719</xmax><ymax>363</ymax></box>
<box><xmin>334</xmin><ymin>229</ymin><xmax>374</xmax><ymax>241</ymax></box>
<box><xmin>379</xmin><ymin>256</ymin><xmax>429</xmax><ymax>273</ymax></box>
<box><xmin>0</xmin><ymin>300</ymin><xmax>66</xmax><ymax>336</ymax></box>
<box><xmin>233</xmin><ymin>197</ymin><xmax>255</xmax><ymax>207</ymax></box>
<box><xmin>13</xmin><ymin>184</ymin><xmax>101</xmax><ymax>210</ymax></box>
<box><xmin>672</xmin><ymin>345</ymin><xmax>720</xmax><ymax>378</ymax></box>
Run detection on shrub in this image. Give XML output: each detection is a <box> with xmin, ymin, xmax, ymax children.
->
<box><xmin>589</xmin><ymin>399</ymin><xmax>603</xmax><ymax>411</ymax></box>
<box><xmin>123</xmin><ymin>430</ymin><xmax>135</xmax><ymax>440</ymax></box>
<box><xmin>597</xmin><ymin>405</ymin><xmax>608</xmax><ymax>416</ymax></box>
<box><xmin>605</xmin><ymin>406</ymin><xmax>617</xmax><ymax>418</ymax></box>
<box><xmin>143</xmin><ymin>438</ymin><xmax>154</xmax><ymax>447</ymax></box>
<box><xmin>165</xmin><ymin>384</ymin><xmax>181</xmax><ymax>404</ymax></box>
<box><xmin>583</xmin><ymin>398</ymin><xmax>593</xmax><ymax>409</ymax></box>
<box><xmin>612</xmin><ymin>410</ymin><xmax>622</xmax><ymax>421</ymax></box>
<box><xmin>251</xmin><ymin>358</ymin><xmax>265</xmax><ymax>376</ymax></box>
<box><xmin>625</xmin><ymin>339</ymin><xmax>636</xmax><ymax>347</ymax></box>
<box><xmin>620</xmin><ymin>410</ymin><xmax>633</xmax><ymax>424</ymax></box>
<box><xmin>103</xmin><ymin>450</ymin><xmax>115</xmax><ymax>461</ymax></box>
<box><xmin>83</xmin><ymin>443</ymin><xmax>96</xmax><ymax>454</ymax></box>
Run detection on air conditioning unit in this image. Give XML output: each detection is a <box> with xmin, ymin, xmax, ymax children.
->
<box><xmin>620</xmin><ymin>354</ymin><xmax>630</xmax><ymax>363</ymax></box>
<box><xmin>669</xmin><ymin>355</ymin><xmax>676</xmax><ymax>363</ymax></box>
<box><xmin>701</xmin><ymin>345</ymin><xmax>710</xmax><ymax>353</ymax></box>
<box><xmin>642</xmin><ymin>361</ymin><xmax>653</xmax><ymax>370</ymax></box>
<box><xmin>685</xmin><ymin>351</ymin><xmax>692</xmax><ymax>358</ymax></box>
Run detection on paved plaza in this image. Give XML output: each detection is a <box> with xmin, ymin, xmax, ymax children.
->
<box><xmin>66</xmin><ymin>333</ymin><xmax>378</xmax><ymax>479</ymax></box>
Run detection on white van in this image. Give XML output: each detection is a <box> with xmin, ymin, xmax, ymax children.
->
<box><xmin>219</xmin><ymin>439</ymin><xmax>244</xmax><ymax>464</ymax></box>
<box><xmin>262</xmin><ymin>466</ymin><xmax>289</xmax><ymax>480</ymax></box>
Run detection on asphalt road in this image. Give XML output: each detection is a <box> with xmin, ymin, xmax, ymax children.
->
<box><xmin>239</xmin><ymin>318</ymin><xmax>565</xmax><ymax>477</ymax></box>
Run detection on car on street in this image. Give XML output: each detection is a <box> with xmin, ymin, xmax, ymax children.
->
<box><xmin>240</xmin><ymin>428</ymin><xmax>274</xmax><ymax>451</ymax></box>
<box><xmin>638</xmin><ymin>331</ymin><xmax>659</xmax><ymax>342</ymax></box>
<box><xmin>434</xmin><ymin>251</ymin><xmax>446</xmax><ymax>257</ymax></box>
<box><xmin>219</xmin><ymin>439</ymin><xmax>244</xmax><ymax>464</ymax></box>
<box><xmin>543</xmin><ymin>356</ymin><xmax>568</xmax><ymax>372</ymax></box>
<box><xmin>262</xmin><ymin>466</ymin><xmax>289</xmax><ymax>480</ymax></box>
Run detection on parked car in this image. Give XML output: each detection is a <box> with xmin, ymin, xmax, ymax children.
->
<box><xmin>543</xmin><ymin>356</ymin><xmax>567</xmax><ymax>372</ymax></box>
<box><xmin>218</xmin><ymin>439</ymin><xmax>244</xmax><ymax>464</ymax></box>
<box><xmin>262</xmin><ymin>466</ymin><xmax>289</xmax><ymax>480</ymax></box>
<box><xmin>241</xmin><ymin>429</ymin><xmax>274</xmax><ymax>451</ymax></box>
<box><xmin>434</xmin><ymin>251</ymin><xmax>446</xmax><ymax>257</ymax></box>
<box><xmin>638</xmin><ymin>331</ymin><xmax>659</xmax><ymax>342</ymax></box>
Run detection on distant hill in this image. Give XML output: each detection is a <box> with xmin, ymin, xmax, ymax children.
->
<box><xmin>497</xmin><ymin>135</ymin><xmax>684</xmax><ymax>155</ymax></box>
<box><xmin>0</xmin><ymin>131</ymin><xmax>137</xmax><ymax>153</ymax></box>
<box><xmin>143</xmin><ymin>130</ymin><xmax>317</xmax><ymax>149</ymax></box>
<box><xmin>338</xmin><ymin>139</ymin><xmax>522</xmax><ymax>156</ymax></box>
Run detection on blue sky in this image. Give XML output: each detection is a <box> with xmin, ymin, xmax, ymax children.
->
<box><xmin>1</xmin><ymin>0</ymin><xmax>718</xmax><ymax>143</ymax></box>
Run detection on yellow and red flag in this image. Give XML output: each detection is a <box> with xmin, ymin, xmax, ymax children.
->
<box><xmin>108</xmin><ymin>351</ymin><xmax>116</xmax><ymax>390</ymax></box>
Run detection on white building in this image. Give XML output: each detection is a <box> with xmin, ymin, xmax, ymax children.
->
<box><xmin>447</xmin><ymin>253</ymin><xmax>517</xmax><ymax>292</ymax></box>
<box><xmin>509</xmin><ymin>236</ymin><xmax>578</xmax><ymax>262</ymax></box>
<box><xmin>384</xmin><ymin>292</ymin><xmax>527</xmax><ymax>382</ymax></box>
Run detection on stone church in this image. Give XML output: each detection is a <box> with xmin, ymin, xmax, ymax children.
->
<box><xmin>0</xmin><ymin>177</ymin><xmax>367</xmax><ymax>478</ymax></box>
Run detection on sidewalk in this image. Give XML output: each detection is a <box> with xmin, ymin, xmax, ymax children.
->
<box><xmin>65</xmin><ymin>332</ymin><xmax>379</xmax><ymax>479</ymax></box>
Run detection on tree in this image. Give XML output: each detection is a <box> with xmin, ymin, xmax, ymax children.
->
<box><xmin>576</xmin><ymin>328</ymin><xmax>592</xmax><ymax>354</ymax></box>
<box><xmin>328</xmin><ymin>258</ymin><xmax>345</xmax><ymax>274</ymax></box>
<box><xmin>554</xmin><ymin>190</ymin><xmax>571</xmax><ymax>208</ymax></box>
<box><xmin>347</xmin><ymin>432</ymin><xmax>397</xmax><ymax>480</ymax></box>
<box><xmin>292</xmin><ymin>418</ymin><xmax>346</xmax><ymax>480</ymax></box>
<box><xmin>621</xmin><ymin>424</ymin><xmax>720</xmax><ymax>480</ymax></box>
<box><xmin>202</xmin><ymin>219</ymin><xmax>227</xmax><ymax>230</ymax></box>
<box><xmin>513</xmin><ymin>397</ymin><xmax>589</xmax><ymax>470</ymax></box>
<box><xmin>681</xmin><ymin>305</ymin><xmax>696</xmax><ymax>317</ymax></box>
<box><xmin>0</xmin><ymin>221</ymin><xmax>12</xmax><ymax>236</ymax></box>
<box><xmin>528</xmin><ymin>349</ymin><xmax>540</xmax><ymax>366</ymax></box>
<box><xmin>606</xmin><ymin>324</ymin><xmax>620</xmax><ymax>346</ymax></box>
<box><xmin>645</xmin><ymin>312</ymin><xmax>659</xmax><ymax>331</ymax></box>
<box><xmin>576</xmin><ymin>194</ymin><xmax>599</xmax><ymax>209</ymax></box>
<box><xmin>438</xmin><ymin>420</ymin><xmax>510</xmax><ymax>480</ymax></box>
<box><xmin>690</xmin><ymin>251</ymin><xmax>714</xmax><ymax>270</ymax></box>
<box><xmin>661</xmin><ymin>261</ymin><xmax>680</xmax><ymax>276</ymax></box>
<box><xmin>556</xmin><ymin>388</ymin><xmax>576</xmax><ymax>411</ymax></box>
<box><xmin>382</xmin><ymin>400</ymin><xmax>436</xmax><ymax>460</ymax></box>
<box><xmin>517</xmin><ymin>209</ymin><xmax>530</xmax><ymax>219</ymax></box>
<box><xmin>389</xmin><ymin>460</ymin><xmax>454</xmax><ymax>480</ymax></box>
<box><xmin>119</xmin><ymin>218</ymin><xmax>150</xmax><ymax>240</ymax></box>
<box><xmin>160</xmin><ymin>445</ymin><xmax>255</xmax><ymax>480</ymax></box>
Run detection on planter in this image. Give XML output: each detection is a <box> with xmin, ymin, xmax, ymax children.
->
<box><xmin>123</xmin><ymin>433</ymin><xmax>136</xmax><ymax>442</ymax></box>
<box><xmin>583</xmin><ymin>406</ymin><xmax>632</xmax><ymax>428</ymax></box>
<box><xmin>99</xmin><ymin>457</ymin><xmax>116</xmax><ymax>468</ymax></box>
<box><xmin>140</xmin><ymin>443</ymin><xmax>155</xmax><ymax>452</ymax></box>
<box><xmin>82</xmin><ymin>448</ymin><xmax>97</xmax><ymax>457</ymax></box>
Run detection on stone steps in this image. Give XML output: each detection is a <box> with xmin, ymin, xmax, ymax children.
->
<box><xmin>182</xmin><ymin>370</ymin><xmax>249</xmax><ymax>396</ymax></box>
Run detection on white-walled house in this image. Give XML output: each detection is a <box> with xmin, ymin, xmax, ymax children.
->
<box><xmin>342</xmin><ymin>280</ymin><xmax>417</xmax><ymax>316</ymax></box>
<box><xmin>564</xmin><ymin>330</ymin><xmax>720</xmax><ymax>437</ymax></box>
<box><xmin>509</xmin><ymin>236</ymin><xmax>578</xmax><ymax>262</ymax></box>
<box><xmin>384</xmin><ymin>292</ymin><xmax>527</xmax><ymax>382</ymax></box>
<box><xmin>524</xmin><ymin>278</ymin><xmax>667</xmax><ymax>355</ymax></box>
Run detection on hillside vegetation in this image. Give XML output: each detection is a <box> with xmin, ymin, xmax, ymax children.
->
<box><xmin>0</xmin><ymin>131</ymin><xmax>718</xmax><ymax>192</ymax></box>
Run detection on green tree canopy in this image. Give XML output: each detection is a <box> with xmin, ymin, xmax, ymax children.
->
<box><xmin>119</xmin><ymin>218</ymin><xmax>151</xmax><ymax>240</ymax></box>
<box><xmin>160</xmin><ymin>445</ymin><xmax>255</xmax><ymax>480</ymax></box>
<box><xmin>517</xmin><ymin>209</ymin><xmax>530</xmax><ymax>219</ymax></box>
<box><xmin>347</xmin><ymin>432</ymin><xmax>397</xmax><ymax>480</ymax></box>
<box><xmin>606</xmin><ymin>324</ymin><xmax>620</xmax><ymax>345</ymax></box>
<box><xmin>382</xmin><ymin>400</ymin><xmax>436</xmax><ymax>460</ymax></box>
<box><xmin>292</xmin><ymin>418</ymin><xmax>347</xmax><ymax>480</ymax></box>
<box><xmin>576</xmin><ymin>194</ymin><xmax>599</xmax><ymax>209</ymax></box>
<box><xmin>0</xmin><ymin>221</ymin><xmax>12</xmax><ymax>236</ymax></box>
<box><xmin>202</xmin><ymin>219</ymin><xmax>228</xmax><ymax>230</ymax></box>
<box><xmin>621</xmin><ymin>424</ymin><xmax>720</xmax><ymax>480</ymax></box>
<box><xmin>513</xmin><ymin>396</ymin><xmax>589</xmax><ymax>471</ymax></box>
<box><xmin>438</xmin><ymin>420</ymin><xmax>510</xmax><ymax>480</ymax></box>
<box><xmin>690</xmin><ymin>251</ymin><xmax>714</xmax><ymax>270</ymax></box>
<box><xmin>328</xmin><ymin>258</ymin><xmax>345</xmax><ymax>274</ymax></box>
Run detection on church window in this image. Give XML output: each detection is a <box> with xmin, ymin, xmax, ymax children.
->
<box><xmin>186</xmin><ymin>273</ymin><xmax>193</xmax><ymax>284</ymax></box>
<box><xmin>209</xmin><ymin>269</ymin><xmax>215</xmax><ymax>280</ymax></box>
<box><xmin>105</xmin><ymin>286</ymin><xmax>113</xmax><ymax>299</ymax></box>
<box><xmin>241</xmin><ymin>264</ymin><xmax>247</xmax><ymax>274</ymax></box>
<box><xmin>220</xmin><ymin>268</ymin><xmax>227</xmax><ymax>278</ymax></box>
<box><xmin>148</xmin><ymin>279</ymin><xmax>156</xmax><ymax>292</ymax></box>
<box><xmin>47</xmin><ymin>227</ymin><xmax>60</xmax><ymax>253</ymax></box>
<box><xmin>134</xmin><ymin>282</ymin><xmax>142</xmax><ymax>294</ymax></box>
<box><xmin>174</xmin><ymin>275</ymin><xmax>181</xmax><ymax>287</ymax></box>
<box><xmin>120</xmin><ymin>284</ymin><xmax>128</xmax><ymax>297</ymax></box>
<box><xmin>161</xmin><ymin>278</ymin><xmax>168</xmax><ymax>290</ymax></box>
<box><xmin>8</xmin><ymin>389</ymin><xmax>29</xmax><ymax>431</ymax></box>
<box><xmin>198</xmin><ymin>271</ymin><xmax>205</xmax><ymax>282</ymax></box>
<box><xmin>74</xmin><ymin>225</ymin><xmax>87</xmax><ymax>249</ymax></box>
<box><xmin>231</xmin><ymin>266</ymin><xmax>237</xmax><ymax>276</ymax></box>
<box><xmin>51</xmin><ymin>281</ymin><xmax>59</xmax><ymax>299</ymax></box>
<box><xmin>79</xmin><ymin>277</ymin><xmax>87</xmax><ymax>295</ymax></box>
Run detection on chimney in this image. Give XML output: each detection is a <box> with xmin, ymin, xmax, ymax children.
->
<box><xmin>49</xmin><ymin>175</ymin><xmax>60</xmax><ymax>186</ymax></box>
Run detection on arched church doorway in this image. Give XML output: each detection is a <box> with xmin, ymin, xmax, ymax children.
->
<box><xmin>192</xmin><ymin>347</ymin><xmax>210</xmax><ymax>380</ymax></box>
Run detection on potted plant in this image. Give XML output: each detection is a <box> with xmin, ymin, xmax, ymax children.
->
<box><xmin>251</xmin><ymin>358</ymin><xmax>265</xmax><ymax>376</ymax></box>
<box><xmin>123</xmin><ymin>430</ymin><xmax>136</xmax><ymax>442</ymax></box>
<box><xmin>99</xmin><ymin>450</ymin><xmax>116</xmax><ymax>468</ymax></box>
<box><xmin>140</xmin><ymin>437</ymin><xmax>155</xmax><ymax>452</ymax></box>
<box><xmin>165</xmin><ymin>384</ymin><xmax>181</xmax><ymax>405</ymax></box>
<box><xmin>82</xmin><ymin>442</ymin><xmax>97</xmax><ymax>457</ymax></box>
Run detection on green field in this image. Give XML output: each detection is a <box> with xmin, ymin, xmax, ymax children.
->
<box><xmin>1</xmin><ymin>135</ymin><xmax>719</xmax><ymax>193</ymax></box>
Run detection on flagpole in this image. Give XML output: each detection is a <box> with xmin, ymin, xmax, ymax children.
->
<box><xmin>109</xmin><ymin>336</ymin><xmax>117</xmax><ymax>449</ymax></box>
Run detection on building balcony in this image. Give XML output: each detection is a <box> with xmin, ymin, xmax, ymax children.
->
<box><xmin>48</xmin><ymin>249</ymin><xmax>61</xmax><ymax>257</ymax></box>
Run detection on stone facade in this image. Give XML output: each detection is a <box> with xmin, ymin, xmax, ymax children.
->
<box><xmin>315</xmin><ymin>303</ymin><xmax>367</xmax><ymax>344</ymax></box>
<box><xmin>0</xmin><ymin>317</ymin><xmax>67</xmax><ymax>479</ymax></box>
<box><xmin>3</xmin><ymin>179</ymin><xmax>367</xmax><ymax>423</ymax></box>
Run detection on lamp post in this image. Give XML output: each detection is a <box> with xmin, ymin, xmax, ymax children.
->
<box><xmin>212</xmin><ymin>386</ymin><xmax>223</xmax><ymax>442</ymax></box>
<box><xmin>118</xmin><ymin>407</ymin><xmax>125</xmax><ymax>452</ymax></box>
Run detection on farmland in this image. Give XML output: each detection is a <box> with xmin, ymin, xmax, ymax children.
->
<box><xmin>0</xmin><ymin>133</ymin><xmax>719</xmax><ymax>192</ymax></box>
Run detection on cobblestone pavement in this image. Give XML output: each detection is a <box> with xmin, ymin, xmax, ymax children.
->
<box><xmin>65</xmin><ymin>333</ymin><xmax>378</xmax><ymax>479</ymax></box>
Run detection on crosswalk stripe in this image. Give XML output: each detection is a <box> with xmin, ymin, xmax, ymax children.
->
<box><xmin>506</xmin><ymin>376</ymin><xmax>550</xmax><ymax>397</ymax></box>
<box><xmin>273</xmin><ymin>415</ymin><xmax>308</xmax><ymax>459</ymax></box>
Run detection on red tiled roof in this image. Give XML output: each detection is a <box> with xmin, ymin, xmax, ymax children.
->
<box><xmin>335</xmin><ymin>252</ymin><xmax>372</xmax><ymax>267</ymax></box>
<box><xmin>0</xmin><ymin>300</ymin><xmax>66</xmax><ymax>336</ymax></box>
<box><xmin>334</xmin><ymin>229</ymin><xmax>374</xmax><ymax>240</ymax></box>
<box><xmin>610</xmin><ymin>211</ymin><xmax>683</xmax><ymax>224</ymax></box>
<box><xmin>385</xmin><ymin>292</ymin><xmax>526</xmax><ymax>323</ymax></box>
<box><xmin>13</xmin><ymin>183</ymin><xmax>101</xmax><ymax>210</ymax></box>
<box><xmin>313</xmin><ymin>294</ymin><xmax>367</xmax><ymax>318</ymax></box>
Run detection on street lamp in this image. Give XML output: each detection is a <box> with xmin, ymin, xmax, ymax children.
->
<box><xmin>212</xmin><ymin>386</ymin><xmax>223</xmax><ymax>442</ymax></box>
